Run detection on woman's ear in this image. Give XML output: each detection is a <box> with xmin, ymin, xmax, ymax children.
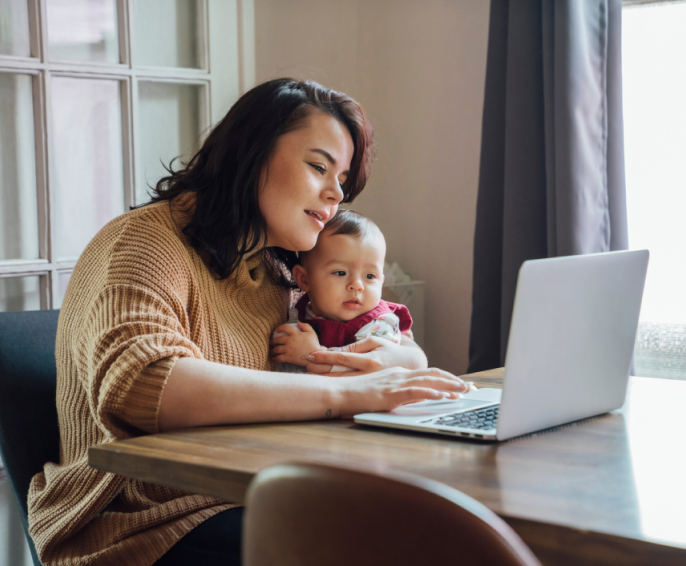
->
<box><xmin>292</xmin><ymin>264</ymin><xmax>309</xmax><ymax>292</ymax></box>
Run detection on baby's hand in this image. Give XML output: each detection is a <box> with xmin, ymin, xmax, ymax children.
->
<box><xmin>270</xmin><ymin>322</ymin><xmax>325</xmax><ymax>366</ymax></box>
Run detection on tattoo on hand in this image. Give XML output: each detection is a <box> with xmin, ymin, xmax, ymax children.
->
<box><xmin>325</xmin><ymin>409</ymin><xmax>332</xmax><ymax>418</ymax></box>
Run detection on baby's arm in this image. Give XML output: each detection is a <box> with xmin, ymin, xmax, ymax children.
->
<box><xmin>271</xmin><ymin>322</ymin><xmax>333</xmax><ymax>373</ymax></box>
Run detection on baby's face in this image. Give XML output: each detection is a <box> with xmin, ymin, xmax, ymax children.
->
<box><xmin>295</xmin><ymin>231</ymin><xmax>386</xmax><ymax>322</ymax></box>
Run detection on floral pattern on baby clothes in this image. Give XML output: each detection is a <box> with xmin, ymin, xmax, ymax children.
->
<box><xmin>354</xmin><ymin>312</ymin><xmax>403</xmax><ymax>344</ymax></box>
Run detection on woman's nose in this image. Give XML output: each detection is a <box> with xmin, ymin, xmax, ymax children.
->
<box><xmin>324</xmin><ymin>179</ymin><xmax>344</xmax><ymax>204</ymax></box>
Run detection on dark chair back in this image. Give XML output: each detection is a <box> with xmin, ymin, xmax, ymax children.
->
<box><xmin>0</xmin><ymin>310</ymin><xmax>61</xmax><ymax>566</ymax></box>
<box><xmin>244</xmin><ymin>462</ymin><xmax>542</xmax><ymax>566</ymax></box>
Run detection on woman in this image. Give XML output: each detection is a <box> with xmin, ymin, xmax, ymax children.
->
<box><xmin>28</xmin><ymin>79</ymin><xmax>470</xmax><ymax>565</ymax></box>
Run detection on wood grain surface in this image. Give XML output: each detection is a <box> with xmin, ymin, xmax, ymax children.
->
<box><xmin>89</xmin><ymin>370</ymin><xmax>686</xmax><ymax>565</ymax></box>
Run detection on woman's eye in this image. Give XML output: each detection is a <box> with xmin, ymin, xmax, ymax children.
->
<box><xmin>310</xmin><ymin>163</ymin><xmax>326</xmax><ymax>174</ymax></box>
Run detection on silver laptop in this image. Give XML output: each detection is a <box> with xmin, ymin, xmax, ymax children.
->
<box><xmin>355</xmin><ymin>250</ymin><xmax>649</xmax><ymax>442</ymax></box>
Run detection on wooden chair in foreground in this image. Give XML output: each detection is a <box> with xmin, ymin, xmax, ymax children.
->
<box><xmin>243</xmin><ymin>462</ymin><xmax>542</xmax><ymax>566</ymax></box>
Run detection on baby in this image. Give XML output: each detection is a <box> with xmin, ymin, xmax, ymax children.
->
<box><xmin>271</xmin><ymin>209</ymin><xmax>413</xmax><ymax>374</ymax></box>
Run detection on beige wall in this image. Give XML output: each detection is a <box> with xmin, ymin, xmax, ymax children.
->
<box><xmin>255</xmin><ymin>0</ymin><xmax>490</xmax><ymax>374</ymax></box>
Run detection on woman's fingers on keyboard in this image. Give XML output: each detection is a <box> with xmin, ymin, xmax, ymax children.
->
<box><xmin>396</xmin><ymin>387</ymin><xmax>461</xmax><ymax>403</ymax></box>
<box><xmin>403</xmin><ymin>370</ymin><xmax>468</xmax><ymax>391</ymax></box>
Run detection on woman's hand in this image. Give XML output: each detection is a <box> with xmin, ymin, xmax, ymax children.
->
<box><xmin>331</xmin><ymin>367</ymin><xmax>471</xmax><ymax>419</ymax></box>
<box><xmin>304</xmin><ymin>335</ymin><xmax>427</xmax><ymax>375</ymax></box>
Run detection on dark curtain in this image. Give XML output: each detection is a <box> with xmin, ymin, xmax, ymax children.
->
<box><xmin>467</xmin><ymin>0</ymin><xmax>628</xmax><ymax>373</ymax></box>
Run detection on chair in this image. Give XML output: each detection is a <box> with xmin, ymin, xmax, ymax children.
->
<box><xmin>243</xmin><ymin>462</ymin><xmax>541</xmax><ymax>566</ymax></box>
<box><xmin>0</xmin><ymin>310</ymin><xmax>61</xmax><ymax>566</ymax></box>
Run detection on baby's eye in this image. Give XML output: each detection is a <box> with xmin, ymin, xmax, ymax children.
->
<box><xmin>366</xmin><ymin>274</ymin><xmax>377</xmax><ymax>280</ymax></box>
<box><xmin>310</xmin><ymin>163</ymin><xmax>326</xmax><ymax>174</ymax></box>
<box><xmin>332</xmin><ymin>270</ymin><xmax>346</xmax><ymax>277</ymax></box>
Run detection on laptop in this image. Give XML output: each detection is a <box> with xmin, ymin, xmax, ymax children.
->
<box><xmin>355</xmin><ymin>250</ymin><xmax>649</xmax><ymax>442</ymax></box>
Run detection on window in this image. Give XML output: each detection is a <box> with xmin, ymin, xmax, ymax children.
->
<box><xmin>0</xmin><ymin>0</ymin><xmax>251</xmax><ymax>312</ymax></box>
<box><xmin>623</xmin><ymin>0</ymin><xmax>686</xmax><ymax>379</ymax></box>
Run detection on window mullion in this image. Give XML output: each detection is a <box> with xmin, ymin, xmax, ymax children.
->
<box><xmin>122</xmin><ymin>77</ymin><xmax>136</xmax><ymax>211</ymax></box>
<box><xmin>42</xmin><ymin>69</ymin><xmax>57</xmax><ymax>309</ymax></box>
<box><xmin>40</xmin><ymin>270</ymin><xmax>51</xmax><ymax>310</ymax></box>
<box><xmin>37</xmin><ymin>0</ymin><xmax>49</xmax><ymax>63</ymax></box>
<box><xmin>197</xmin><ymin>0</ymin><xmax>209</xmax><ymax>72</ymax></box>
<box><xmin>126</xmin><ymin>0</ymin><xmax>136</xmax><ymax>68</ymax></box>
<box><xmin>117</xmin><ymin>0</ymin><xmax>131</xmax><ymax>67</ymax></box>
<box><xmin>32</xmin><ymin>71</ymin><xmax>50</xmax><ymax>267</ymax></box>
<box><xmin>43</xmin><ymin>62</ymin><xmax>132</xmax><ymax>76</ymax></box>
<box><xmin>34</xmin><ymin>0</ymin><xmax>56</xmax><ymax>309</ymax></box>
<box><xmin>0</xmin><ymin>59</ymin><xmax>44</xmax><ymax>71</ymax></box>
<box><xmin>0</xmin><ymin>261</ymin><xmax>50</xmax><ymax>276</ymax></box>
<box><xmin>126</xmin><ymin>0</ymin><xmax>140</xmax><ymax>205</ymax></box>
<box><xmin>27</xmin><ymin>0</ymin><xmax>43</xmax><ymax>61</ymax></box>
<box><xmin>130</xmin><ymin>75</ymin><xmax>141</xmax><ymax>205</ymax></box>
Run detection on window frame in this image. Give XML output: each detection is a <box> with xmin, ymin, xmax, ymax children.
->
<box><xmin>0</xmin><ymin>0</ymin><xmax>254</xmax><ymax>310</ymax></box>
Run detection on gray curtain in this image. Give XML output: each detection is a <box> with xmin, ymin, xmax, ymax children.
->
<box><xmin>468</xmin><ymin>0</ymin><xmax>628</xmax><ymax>373</ymax></box>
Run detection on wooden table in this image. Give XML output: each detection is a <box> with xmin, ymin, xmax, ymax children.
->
<box><xmin>89</xmin><ymin>369</ymin><xmax>686</xmax><ymax>565</ymax></box>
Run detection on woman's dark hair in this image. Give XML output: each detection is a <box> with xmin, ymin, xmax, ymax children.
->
<box><xmin>145</xmin><ymin>78</ymin><xmax>374</xmax><ymax>285</ymax></box>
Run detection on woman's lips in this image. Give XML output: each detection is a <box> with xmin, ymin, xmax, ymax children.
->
<box><xmin>305</xmin><ymin>210</ymin><xmax>325</xmax><ymax>230</ymax></box>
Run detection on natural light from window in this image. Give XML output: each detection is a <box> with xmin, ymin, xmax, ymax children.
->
<box><xmin>623</xmin><ymin>0</ymin><xmax>686</xmax><ymax>380</ymax></box>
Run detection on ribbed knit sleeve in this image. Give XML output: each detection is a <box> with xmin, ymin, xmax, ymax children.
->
<box><xmin>83</xmin><ymin>286</ymin><xmax>199</xmax><ymax>440</ymax></box>
<box><xmin>79</xmin><ymin>217</ymin><xmax>204</xmax><ymax>441</ymax></box>
<box><xmin>129</xmin><ymin>357</ymin><xmax>179</xmax><ymax>433</ymax></box>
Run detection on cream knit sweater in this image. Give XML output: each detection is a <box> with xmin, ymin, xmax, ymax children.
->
<box><xmin>28</xmin><ymin>193</ymin><xmax>287</xmax><ymax>565</ymax></box>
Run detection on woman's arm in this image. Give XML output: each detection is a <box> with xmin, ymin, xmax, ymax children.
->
<box><xmin>157</xmin><ymin>357</ymin><xmax>468</xmax><ymax>431</ymax></box>
<box><xmin>302</xmin><ymin>334</ymin><xmax>428</xmax><ymax>375</ymax></box>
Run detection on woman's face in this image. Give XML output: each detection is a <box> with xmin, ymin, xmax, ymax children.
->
<box><xmin>259</xmin><ymin>111</ymin><xmax>354</xmax><ymax>251</ymax></box>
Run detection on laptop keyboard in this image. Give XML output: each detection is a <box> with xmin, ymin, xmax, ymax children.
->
<box><xmin>427</xmin><ymin>406</ymin><xmax>499</xmax><ymax>430</ymax></box>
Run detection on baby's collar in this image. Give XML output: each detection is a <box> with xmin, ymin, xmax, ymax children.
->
<box><xmin>305</xmin><ymin>302</ymin><xmax>323</xmax><ymax>320</ymax></box>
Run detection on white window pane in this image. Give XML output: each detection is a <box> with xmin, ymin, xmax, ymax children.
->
<box><xmin>135</xmin><ymin>0</ymin><xmax>199</xmax><ymax>68</ymax></box>
<box><xmin>137</xmin><ymin>81</ymin><xmax>201</xmax><ymax>203</ymax></box>
<box><xmin>0</xmin><ymin>275</ymin><xmax>41</xmax><ymax>312</ymax></box>
<box><xmin>54</xmin><ymin>270</ymin><xmax>72</xmax><ymax>308</ymax></box>
<box><xmin>51</xmin><ymin>77</ymin><xmax>125</xmax><ymax>260</ymax></box>
<box><xmin>0</xmin><ymin>73</ymin><xmax>39</xmax><ymax>261</ymax></box>
<box><xmin>47</xmin><ymin>0</ymin><xmax>119</xmax><ymax>64</ymax></box>
<box><xmin>0</xmin><ymin>0</ymin><xmax>31</xmax><ymax>57</ymax></box>
<box><xmin>623</xmin><ymin>3</ymin><xmax>686</xmax><ymax>379</ymax></box>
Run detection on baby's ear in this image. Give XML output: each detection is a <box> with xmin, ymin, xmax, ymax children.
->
<box><xmin>292</xmin><ymin>264</ymin><xmax>309</xmax><ymax>292</ymax></box>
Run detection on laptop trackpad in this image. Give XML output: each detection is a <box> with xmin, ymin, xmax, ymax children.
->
<box><xmin>389</xmin><ymin>389</ymin><xmax>502</xmax><ymax>418</ymax></box>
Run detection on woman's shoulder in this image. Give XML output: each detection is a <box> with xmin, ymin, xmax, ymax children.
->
<box><xmin>97</xmin><ymin>191</ymin><xmax>193</xmax><ymax>240</ymax></box>
<box><xmin>70</xmin><ymin>199</ymin><xmax>196</xmax><ymax>297</ymax></box>
<box><xmin>80</xmin><ymin>201</ymin><xmax>185</xmax><ymax>262</ymax></box>
<box><xmin>122</xmin><ymin>198</ymin><xmax>187</xmax><ymax>240</ymax></box>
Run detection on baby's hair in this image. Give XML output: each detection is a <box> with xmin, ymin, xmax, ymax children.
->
<box><xmin>298</xmin><ymin>209</ymin><xmax>384</xmax><ymax>265</ymax></box>
<box><xmin>323</xmin><ymin>209</ymin><xmax>382</xmax><ymax>239</ymax></box>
